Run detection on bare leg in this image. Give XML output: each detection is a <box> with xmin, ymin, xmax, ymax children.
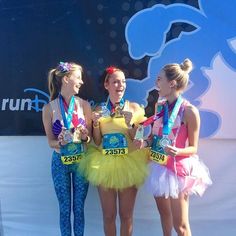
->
<box><xmin>118</xmin><ymin>186</ymin><xmax>138</xmax><ymax>236</ymax></box>
<box><xmin>171</xmin><ymin>193</ymin><xmax>191</xmax><ymax>236</ymax></box>
<box><xmin>155</xmin><ymin>197</ymin><xmax>173</xmax><ymax>236</ymax></box>
<box><xmin>98</xmin><ymin>186</ymin><xmax>117</xmax><ymax>236</ymax></box>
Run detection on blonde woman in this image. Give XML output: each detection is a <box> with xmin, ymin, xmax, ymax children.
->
<box><xmin>42</xmin><ymin>62</ymin><xmax>92</xmax><ymax>236</ymax></box>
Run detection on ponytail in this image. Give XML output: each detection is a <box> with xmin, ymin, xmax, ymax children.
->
<box><xmin>48</xmin><ymin>69</ymin><xmax>62</xmax><ymax>101</ymax></box>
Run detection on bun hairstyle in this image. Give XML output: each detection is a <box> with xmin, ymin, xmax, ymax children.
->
<box><xmin>180</xmin><ymin>58</ymin><xmax>193</xmax><ymax>73</ymax></box>
<box><xmin>47</xmin><ymin>62</ymin><xmax>83</xmax><ymax>101</ymax></box>
<box><xmin>163</xmin><ymin>58</ymin><xmax>193</xmax><ymax>91</ymax></box>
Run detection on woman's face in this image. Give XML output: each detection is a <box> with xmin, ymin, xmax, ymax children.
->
<box><xmin>104</xmin><ymin>71</ymin><xmax>126</xmax><ymax>100</ymax></box>
<box><xmin>156</xmin><ymin>70</ymin><xmax>173</xmax><ymax>98</ymax></box>
<box><xmin>66</xmin><ymin>69</ymin><xmax>83</xmax><ymax>94</ymax></box>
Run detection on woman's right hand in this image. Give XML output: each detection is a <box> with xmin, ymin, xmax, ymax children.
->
<box><xmin>92</xmin><ymin>111</ymin><xmax>102</xmax><ymax>127</ymax></box>
<box><xmin>58</xmin><ymin>128</ymin><xmax>68</xmax><ymax>146</ymax></box>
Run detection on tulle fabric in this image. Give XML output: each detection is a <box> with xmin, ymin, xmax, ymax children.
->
<box><xmin>79</xmin><ymin>101</ymin><xmax>149</xmax><ymax>190</ymax></box>
<box><xmin>145</xmin><ymin>154</ymin><xmax>212</xmax><ymax>199</ymax></box>
<box><xmin>79</xmin><ymin>145</ymin><xmax>149</xmax><ymax>190</ymax></box>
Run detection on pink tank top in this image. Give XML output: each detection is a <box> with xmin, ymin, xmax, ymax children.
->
<box><xmin>152</xmin><ymin>102</ymin><xmax>189</xmax><ymax>162</ymax></box>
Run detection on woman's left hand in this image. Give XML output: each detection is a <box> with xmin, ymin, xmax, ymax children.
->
<box><xmin>133</xmin><ymin>139</ymin><xmax>145</xmax><ymax>149</ymax></box>
<box><xmin>80</xmin><ymin>126</ymin><xmax>89</xmax><ymax>140</ymax></box>
<box><xmin>165</xmin><ymin>145</ymin><xmax>179</xmax><ymax>157</ymax></box>
<box><xmin>121</xmin><ymin>110</ymin><xmax>133</xmax><ymax>127</ymax></box>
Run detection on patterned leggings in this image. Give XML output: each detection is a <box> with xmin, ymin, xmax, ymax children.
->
<box><xmin>51</xmin><ymin>151</ymin><xmax>89</xmax><ymax>236</ymax></box>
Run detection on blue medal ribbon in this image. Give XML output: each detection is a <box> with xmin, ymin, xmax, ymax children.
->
<box><xmin>59</xmin><ymin>94</ymin><xmax>75</xmax><ymax>129</ymax></box>
<box><xmin>162</xmin><ymin>96</ymin><xmax>183</xmax><ymax>136</ymax></box>
<box><xmin>106</xmin><ymin>96</ymin><xmax>125</xmax><ymax>113</ymax></box>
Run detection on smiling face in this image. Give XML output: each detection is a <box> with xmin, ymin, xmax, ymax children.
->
<box><xmin>62</xmin><ymin>69</ymin><xmax>83</xmax><ymax>95</ymax></box>
<box><xmin>69</xmin><ymin>69</ymin><xmax>83</xmax><ymax>94</ymax></box>
<box><xmin>156</xmin><ymin>69</ymin><xmax>174</xmax><ymax>98</ymax></box>
<box><xmin>104</xmin><ymin>70</ymin><xmax>126</xmax><ymax>100</ymax></box>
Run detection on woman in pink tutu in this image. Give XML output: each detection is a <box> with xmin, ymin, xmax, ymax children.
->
<box><xmin>137</xmin><ymin>59</ymin><xmax>212</xmax><ymax>236</ymax></box>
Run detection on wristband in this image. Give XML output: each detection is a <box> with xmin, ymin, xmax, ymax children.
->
<box><xmin>93</xmin><ymin>123</ymin><xmax>100</xmax><ymax>128</ymax></box>
<box><xmin>81</xmin><ymin>136</ymin><xmax>91</xmax><ymax>143</ymax></box>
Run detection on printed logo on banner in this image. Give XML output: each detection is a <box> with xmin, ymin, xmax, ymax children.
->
<box><xmin>124</xmin><ymin>0</ymin><xmax>236</xmax><ymax>138</ymax></box>
<box><xmin>0</xmin><ymin>88</ymin><xmax>97</xmax><ymax>112</ymax></box>
<box><xmin>1</xmin><ymin>88</ymin><xmax>50</xmax><ymax>112</ymax></box>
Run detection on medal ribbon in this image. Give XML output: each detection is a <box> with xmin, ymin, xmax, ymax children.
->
<box><xmin>59</xmin><ymin>94</ymin><xmax>76</xmax><ymax>129</ymax></box>
<box><xmin>106</xmin><ymin>96</ymin><xmax>125</xmax><ymax>114</ymax></box>
<box><xmin>140</xmin><ymin>100</ymin><xmax>177</xmax><ymax>127</ymax></box>
<box><xmin>162</xmin><ymin>96</ymin><xmax>183</xmax><ymax>136</ymax></box>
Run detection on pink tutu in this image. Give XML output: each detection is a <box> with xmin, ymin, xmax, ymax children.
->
<box><xmin>145</xmin><ymin>155</ymin><xmax>212</xmax><ymax>199</ymax></box>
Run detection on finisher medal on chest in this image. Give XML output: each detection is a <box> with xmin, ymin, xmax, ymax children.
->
<box><xmin>159</xmin><ymin>135</ymin><xmax>171</xmax><ymax>148</ymax></box>
<box><xmin>113</xmin><ymin>103</ymin><xmax>123</xmax><ymax>118</ymax></box>
<box><xmin>73</xmin><ymin>126</ymin><xmax>82</xmax><ymax>143</ymax></box>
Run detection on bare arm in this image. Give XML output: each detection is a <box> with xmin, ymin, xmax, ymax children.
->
<box><xmin>42</xmin><ymin>103</ymin><xmax>61</xmax><ymax>149</ymax></box>
<box><xmin>81</xmin><ymin>99</ymin><xmax>92</xmax><ymax>142</ymax></box>
<box><xmin>92</xmin><ymin>107</ymin><xmax>103</xmax><ymax>146</ymax></box>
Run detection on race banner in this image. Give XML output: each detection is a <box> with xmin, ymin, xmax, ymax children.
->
<box><xmin>1</xmin><ymin>0</ymin><xmax>235</xmax><ymax>138</ymax></box>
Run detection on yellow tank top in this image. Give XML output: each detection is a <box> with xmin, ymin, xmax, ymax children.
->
<box><xmin>99</xmin><ymin>101</ymin><xmax>145</xmax><ymax>152</ymax></box>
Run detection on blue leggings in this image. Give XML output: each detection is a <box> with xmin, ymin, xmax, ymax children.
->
<box><xmin>51</xmin><ymin>151</ymin><xmax>89</xmax><ymax>236</ymax></box>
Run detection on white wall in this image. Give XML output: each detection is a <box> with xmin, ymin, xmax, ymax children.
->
<box><xmin>0</xmin><ymin>136</ymin><xmax>235</xmax><ymax>236</ymax></box>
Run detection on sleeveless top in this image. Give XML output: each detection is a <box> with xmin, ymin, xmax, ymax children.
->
<box><xmin>152</xmin><ymin>101</ymin><xmax>189</xmax><ymax>161</ymax></box>
<box><xmin>50</xmin><ymin>97</ymin><xmax>86</xmax><ymax>152</ymax></box>
<box><xmin>99</xmin><ymin>101</ymin><xmax>145</xmax><ymax>153</ymax></box>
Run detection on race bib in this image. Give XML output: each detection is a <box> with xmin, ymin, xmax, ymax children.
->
<box><xmin>102</xmin><ymin>133</ymin><xmax>128</xmax><ymax>156</ymax></box>
<box><xmin>60</xmin><ymin>142</ymin><xmax>84</xmax><ymax>165</ymax></box>
<box><xmin>150</xmin><ymin>135</ymin><xmax>170</xmax><ymax>165</ymax></box>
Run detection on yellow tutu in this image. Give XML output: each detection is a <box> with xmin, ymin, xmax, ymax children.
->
<box><xmin>79</xmin><ymin>101</ymin><xmax>149</xmax><ymax>190</ymax></box>
<box><xmin>79</xmin><ymin>145</ymin><xmax>149</xmax><ymax>190</ymax></box>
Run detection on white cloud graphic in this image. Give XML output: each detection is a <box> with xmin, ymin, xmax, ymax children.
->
<box><xmin>200</xmin><ymin>53</ymin><xmax>236</xmax><ymax>138</ymax></box>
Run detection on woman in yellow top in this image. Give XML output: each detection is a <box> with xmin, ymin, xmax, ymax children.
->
<box><xmin>84</xmin><ymin>66</ymin><xmax>148</xmax><ymax>236</ymax></box>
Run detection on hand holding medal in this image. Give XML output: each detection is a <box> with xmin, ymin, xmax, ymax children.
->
<box><xmin>92</xmin><ymin>111</ymin><xmax>102</xmax><ymax>129</ymax></box>
<box><xmin>99</xmin><ymin>103</ymin><xmax>110</xmax><ymax>117</ymax></box>
<box><xmin>58</xmin><ymin>127</ymin><xmax>71</xmax><ymax>146</ymax></box>
<box><xmin>164</xmin><ymin>145</ymin><xmax>179</xmax><ymax>157</ymax></box>
<box><xmin>159</xmin><ymin>135</ymin><xmax>171</xmax><ymax>149</ymax></box>
<box><xmin>80</xmin><ymin>126</ymin><xmax>90</xmax><ymax>141</ymax></box>
<box><xmin>133</xmin><ymin>139</ymin><xmax>145</xmax><ymax>149</ymax></box>
<box><xmin>112</xmin><ymin>103</ymin><xmax>123</xmax><ymax>118</ymax></box>
<box><xmin>73</xmin><ymin>126</ymin><xmax>82</xmax><ymax>143</ymax></box>
<box><xmin>122</xmin><ymin>110</ymin><xmax>133</xmax><ymax>127</ymax></box>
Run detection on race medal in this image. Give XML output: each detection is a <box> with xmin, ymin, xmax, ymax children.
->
<box><xmin>63</xmin><ymin>129</ymin><xmax>73</xmax><ymax>143</ymax></box>
<box><xmin>113</xmin><ymin>104</ymin><xmax>123</xmax><ymax>118</ymax></box>
<box><xmin>134</xmin><ymin>125</ymin><xmax>144</xmax><ymax>140</ymax></box>
<box><xmin>59</xmin><ymin>95</ymin><xmax>76</xmax><ymax>144</ymax></box>
<box><xmin>99</xmin><ymin>103</ymin><xmax>111</xmax><ymax>117</ymax></box>
<box><xmin>73</xmin><ymin>126</ymin><xmax>82</xmax><ymax>143</ymax></box>
<box><xmin>102</xmin><ymin>133</ymin><xmax>128</xmax><ymax>156</ymax></box>
<box><xmin>150</xmin><ymin>135</ymin><xmax>170</xmax><ymax>165</ymax></box>
<box><xmin>159</xmin><ymin>135</ymin><xmax>171</xmax><ymax>148</ymax></box>
<box><xmin>60</xmin><ymin>142</ymin><xmax>84</xmax><ymax>165</ymax></box>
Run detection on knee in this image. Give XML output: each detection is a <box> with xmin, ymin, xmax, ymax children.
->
<box><xmin>173</xmin><ymin>222</ymin><xmax>190</xmax><ymax>235</ymax></box>
<box><xmin>119</xmin><ymin>211</ymin><xmax>132</xmax><ymax>223</ymax></box>
<box><xmin>103</xmin><ymin>213</ymin><xmax>116</xmax><ymax>225</ymax></box>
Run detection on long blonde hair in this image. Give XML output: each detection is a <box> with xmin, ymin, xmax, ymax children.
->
<box><xmin>47</xmin><ymin>62</ymin><xmax>83</xmax><ymax>101</ymax></box>
<box><xmin>163</xmin><ymin>58</ymin><xmax>193</xmax><ymax>91</ymax></box>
